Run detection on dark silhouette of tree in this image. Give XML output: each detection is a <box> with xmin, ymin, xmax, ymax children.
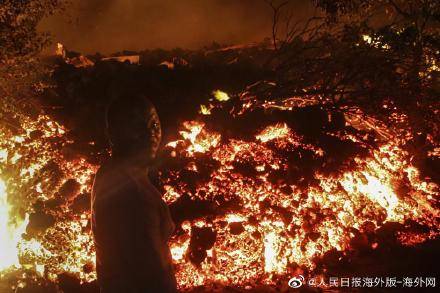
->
<box><xmin>252</xmin><ymin>0</ymin><xmax>439</xmax><ymax>182</ymax></box>
<box><xmin>0</xmin><ymin>0</ymin><xmax>63</xmax><ymax>61</ymax></box>
<box><xmin>314</xmin><ymin>0</ymin><xmax>439</xmax><ymax>100</ymax></box>
<box><xmin>0</xmin><ymin>0</ymin><xmax>64</xmax><ymax>129</ymax></box>
<box><xmin>262</xmin><ymin>0</ymin><xmax>438</xmax><ymax>138</ymax></box>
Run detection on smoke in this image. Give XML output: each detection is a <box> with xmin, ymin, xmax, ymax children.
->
<box><xmin>39</xmin><ymin>0</ymin><xmax>314</xmax><ymax>54</ymax></box>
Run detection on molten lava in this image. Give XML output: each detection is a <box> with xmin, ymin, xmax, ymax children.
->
<box><xmin>0</xmin><ymin>178</ymin><xmax>29</xmax><ymax>271</ymax></box>
<box><xmin>0</xmin><ymin>91</ymin><xmax>438</xmax><ymax>291</ymax></box>
<box><xmin>162</xmin><ymin>118</ymin><xmax>438</xmax><ymax>289</ymax></box>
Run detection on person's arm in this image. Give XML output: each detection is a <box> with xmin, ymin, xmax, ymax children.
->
<box><xmin>133</xmin><ymin>183</ymin><xmax>177</xmax><ymax>291</ymax></box>
<box><xmin>95</xmin><ymin>174</ymin><xmax>175</xmax><ymax>289</ymax></box>
<box><xmin>94</xmin><ymin>181</ymin><xmax>139</xmax><ymax>281</ymax></box>
<box><xmin>134</xmin><ymin>193</ymin><xmax>170</xmax><ymax>273</ymax></box>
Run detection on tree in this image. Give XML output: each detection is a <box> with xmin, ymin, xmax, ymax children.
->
<box><xmin>312</xmin><ymin>0</ymin><xmax>440</xmax><ymax>128</ymax></box>
<box><xmin>0</xmin><ymin>0</ymin><xmax>63</xmax><ymax>61</ymax></box>
<box><xmin>0</xmin><ymin>0</ymin><xmax>64</xmax><ymax>128</ymax></box>
<box><xmin>259</xmin><ymin>0</ymin><xmax>439</xmax><ymax>138</ymax></box>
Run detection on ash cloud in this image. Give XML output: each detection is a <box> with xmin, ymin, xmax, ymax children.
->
<box><xmin>39</xmin><ymin>0</ymin><xmax>313</xmax><ymax>54</ymax></box>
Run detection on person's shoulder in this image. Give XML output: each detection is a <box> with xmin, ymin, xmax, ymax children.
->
<box><xmin>92</xmin><ymin>159</ymin><xmax>137</xmax><ymax>204</ymax></box>
<box><xmin>93</xmin><ymin>160</ymin><xmax>117</xmax><ymax>188</ymax></box>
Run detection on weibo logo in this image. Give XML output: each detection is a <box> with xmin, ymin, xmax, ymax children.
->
<box><xmin>288</xmin><ymin>275</ymin><xmax>305</xmax><ymax>288</ymax></box>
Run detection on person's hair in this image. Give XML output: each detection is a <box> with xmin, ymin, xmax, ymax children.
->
<box><xmin>105</xmin><ymin>94</ymin><xmax>155</xmax><ymax>151</ymax></box>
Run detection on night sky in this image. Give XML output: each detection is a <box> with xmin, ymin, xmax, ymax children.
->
<box><xmin>39</xmin><ymin>0</ymin><xmax>314</xmax><ymax>54</ymax></box>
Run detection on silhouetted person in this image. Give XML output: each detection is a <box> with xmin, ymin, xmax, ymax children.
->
<box><xmin>91</xmin><ymin>95</ymin><xmax>177</xmax><ymax>293</ymax></box>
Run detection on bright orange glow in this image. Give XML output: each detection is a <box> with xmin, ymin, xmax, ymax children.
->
<box><xmin>0</xmin><ymin>96</ymin><xmax>438</xmax><ymax>291</ymax></box>
<box><xmin>163</xmin><ymin>118</ymin><xmax>439</xmax><ymax>289</ymax></box>
<box><xmin>0</xmin><ymin>178</ymin><xmax>29</xmax><ymax>271</ymax></box>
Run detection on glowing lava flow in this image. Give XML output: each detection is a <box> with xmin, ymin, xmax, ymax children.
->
<box><xmin>0</xmin><ymin>114</ymin><xmax>96</xmax><ymax>282</ymax></box>
<box><xmin>0</xmin><ymin>92</ymin><xmax>438</xmax><ymax>291</ymax></box>
<box><xmin>0</xmin><ymin>178</ymin><xmax>28</xmax><ymax>271</ymax></box>
<box><xmin>164</xmin><ymin>118</ymin><xmax>439</xmax><ymax>289</ymax></box>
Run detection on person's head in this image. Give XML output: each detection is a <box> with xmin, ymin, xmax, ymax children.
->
<box><xmin>105</xmin><ymin>94</ymin><xmax>161</xmax><ymax>165</ymax></box>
